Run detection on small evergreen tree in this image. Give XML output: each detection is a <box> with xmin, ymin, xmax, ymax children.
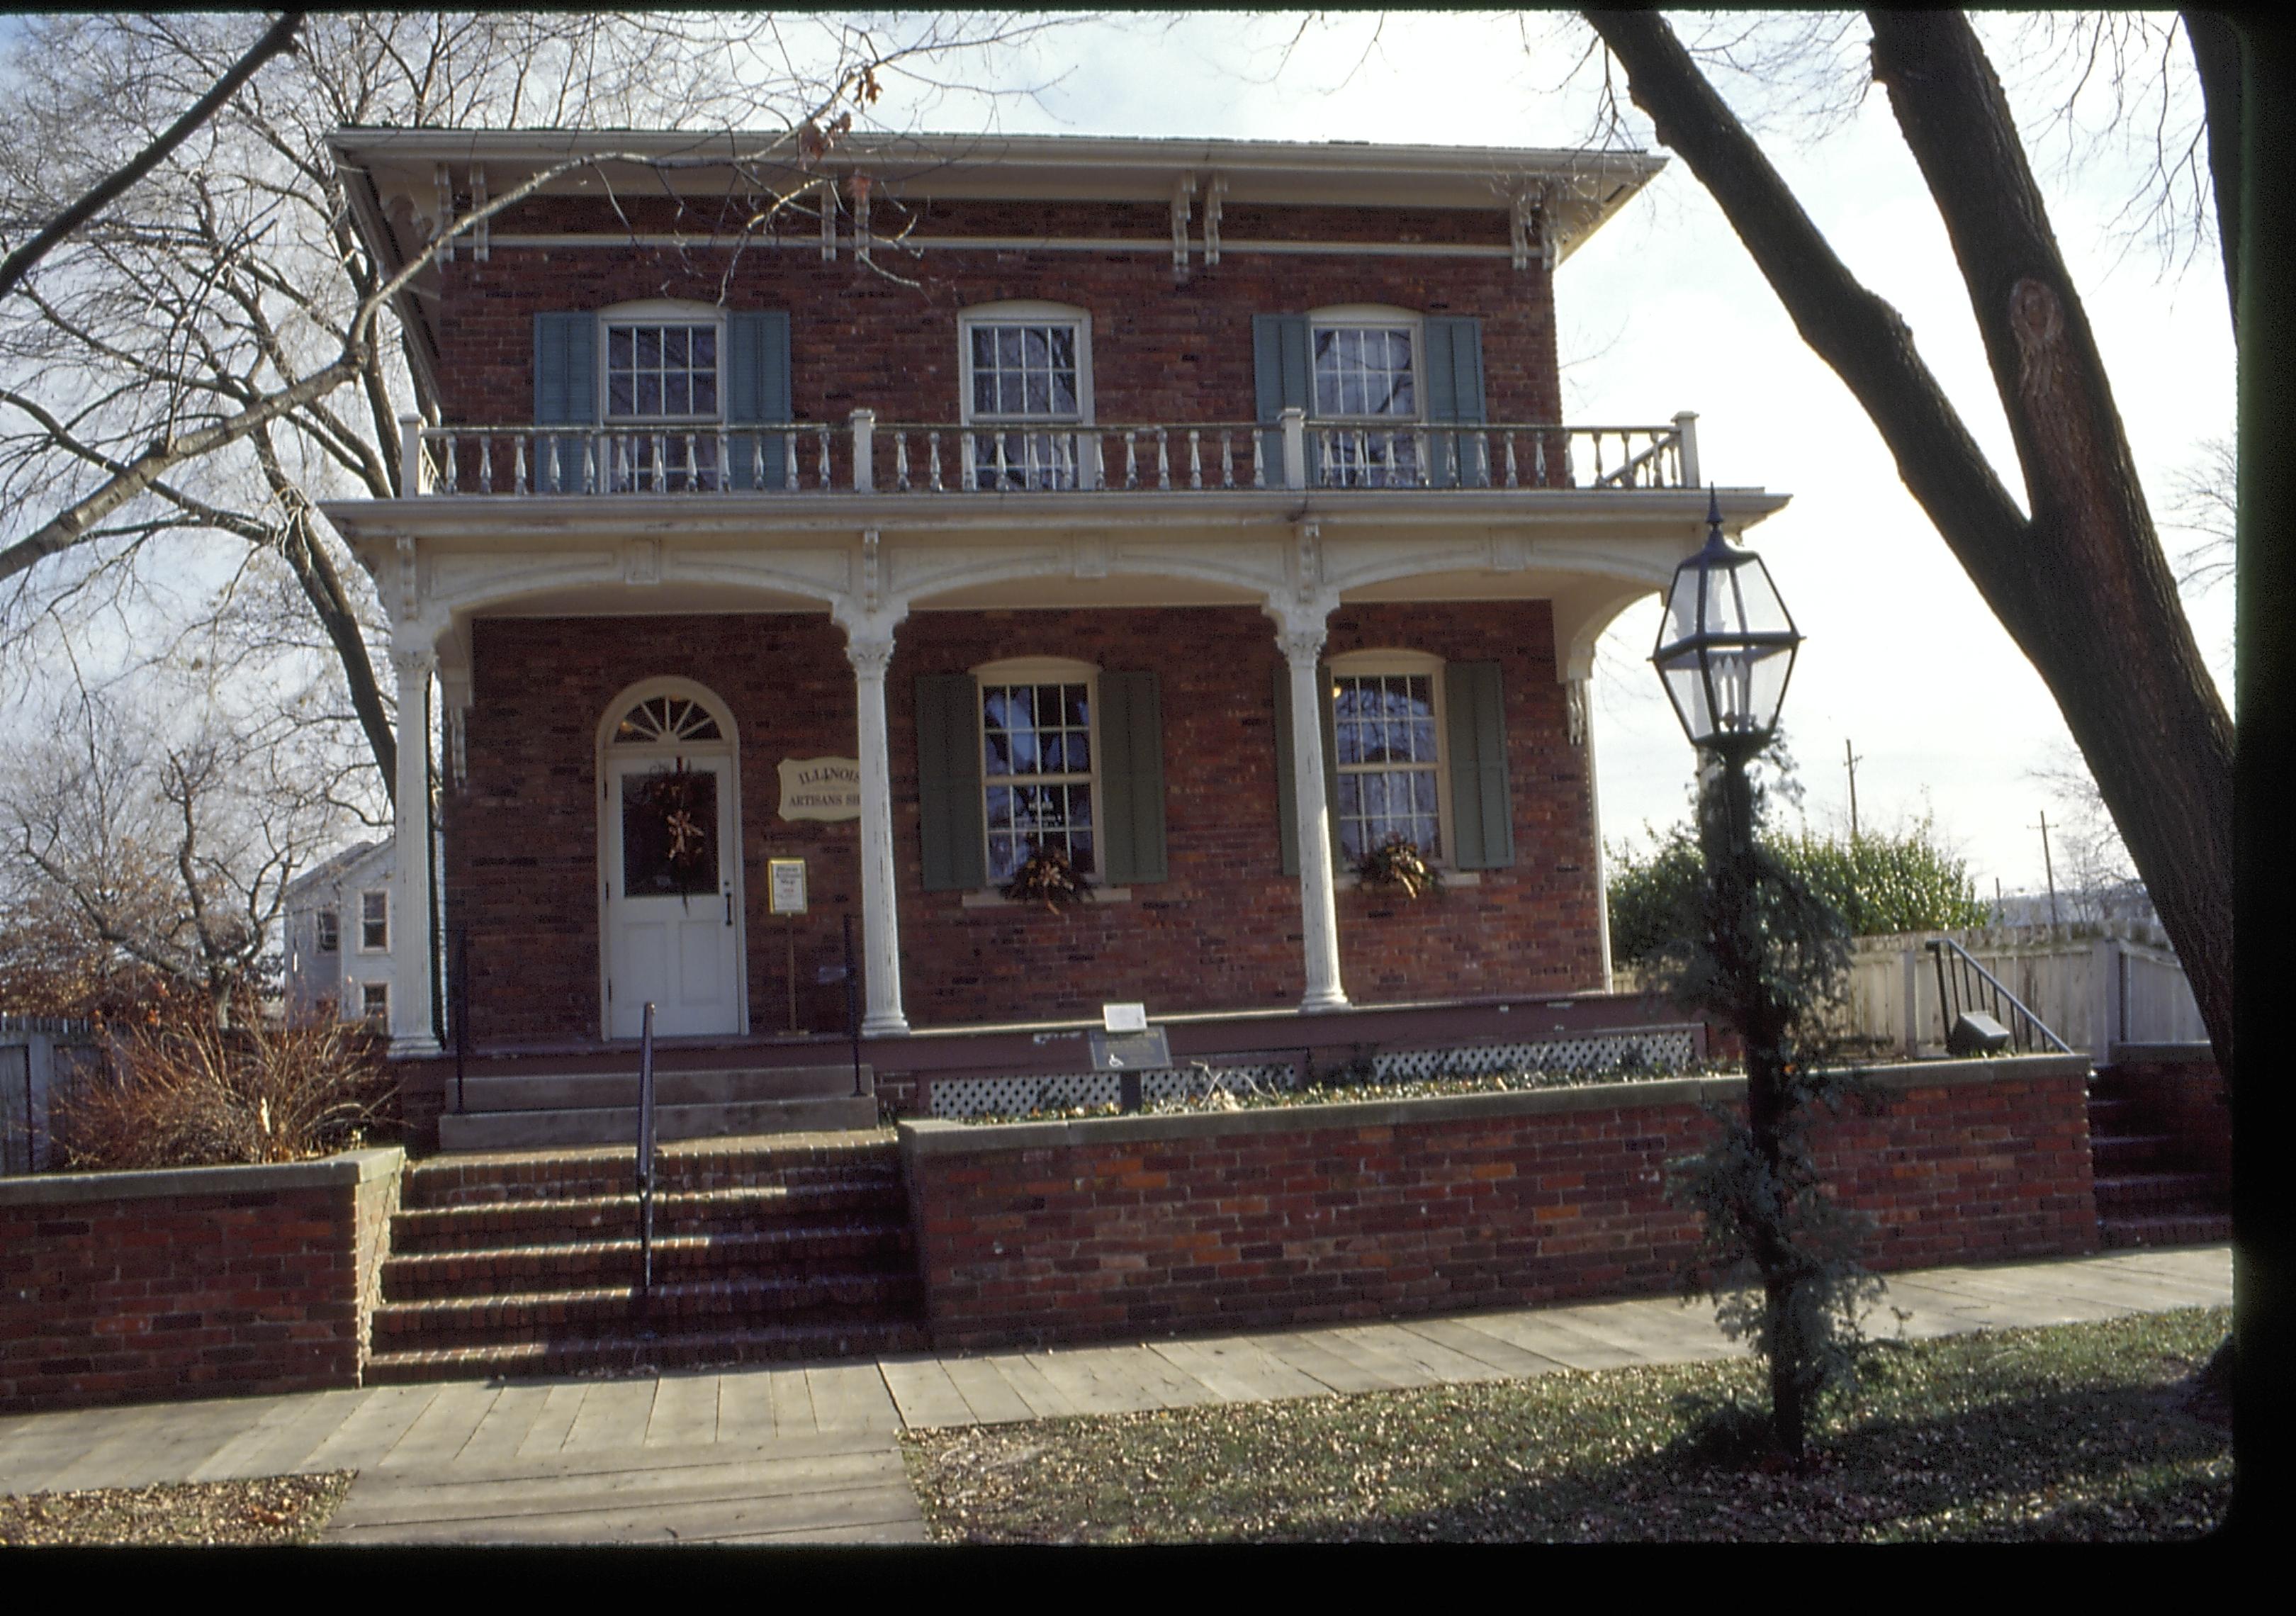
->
<box><xmin>1650</xmin><ymin>746</ymin><xmax>1882</xmax><ymax>1464</ymax></box>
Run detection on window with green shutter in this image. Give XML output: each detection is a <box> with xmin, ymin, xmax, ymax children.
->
<box><xmin>531</xmin><ymin>303</ymin><xmax>789</xmax><ymax>490</ymax></box>
<box><xmin>1251</xmin><ymin>308</ymin><xmax>1487</xmax><ymax>489</ymax></box>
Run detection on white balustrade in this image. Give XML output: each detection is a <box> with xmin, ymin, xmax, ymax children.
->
<box><xmin>404</xmin><ymin>418</ymin><xmax>1696</xmax><ymax>498</ymax></box>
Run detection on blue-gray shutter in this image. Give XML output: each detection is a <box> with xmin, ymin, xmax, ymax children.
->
<box><xmin>1443</xmin><ymin>660</ymin><xmax>1514</xmax><ymax>868</ymax></box>
<box><xmin>1273</xmin><ymin>663</ymin><xmax>1340</xmax><ymax>878</ymax></box>
<box><xmin>916</xmin><ymin>673</ymin><xmax>986</xmax><ymax>892</ymax></box>
<box><xmin>725</xmin><ymin>310</ymin><xmax>792</xmax><ymax>490</ymax></box>
<box><xmin>1096</xmin><ymin>671</ymin><xmax>1166</xmax><ymax>885</ymax></box>
<box><xmin>534</xmin><ymin>312</ymin><xmax>595</xmax><ymax>491</ymax></box>
<box><xmin>1252</xmin><ymin>313</ymin><xmax>1315</xmax><ymax>488</ymax></box>
<box><xmin>1422</xmin><ymin>316</ymin><xmax>1487</xmax><ymax>488</ymax></box>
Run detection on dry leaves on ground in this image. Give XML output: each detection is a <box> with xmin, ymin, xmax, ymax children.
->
<box><xmin>0</xmin><ymin>1472</ymin><xmax>352</xmax><ymax>1546</ymax></box>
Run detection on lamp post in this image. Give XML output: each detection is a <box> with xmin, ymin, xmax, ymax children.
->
<box><xmin>1652</xmin><ymin>488</ymin><xmax>1815</xmax><ymax>1455</ymax></box>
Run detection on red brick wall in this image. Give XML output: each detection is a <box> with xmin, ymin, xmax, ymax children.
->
<box><xmin>446</xmin><ymin>600</ymin><xmax>1603</xmax><ymax>1043</ymax></box>
<box><xmin>901</xmin><ymin>1058</ymin><xmax>2097</xmax><ymax>1350</ymax></box>
<box><xmin>0</xmin><ymin>1150</ymin><xmax>404</xmax><ymax>1415</ymax></box>
<box><xmin>437</xmin><ymin>195</ymin><xmax>1560</xmax><ymax>432</ymax></box>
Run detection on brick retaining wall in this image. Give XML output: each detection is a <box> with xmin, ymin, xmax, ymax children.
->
<box><xmin>899</xmin><ymin>1055</ymin><xmax>2095</xmax><ymax>1350</ymax></box>
<box><xmin>0</xmin><ymin>1149</ymin><xmax>405</xmax><ymax>1415</ymax></box>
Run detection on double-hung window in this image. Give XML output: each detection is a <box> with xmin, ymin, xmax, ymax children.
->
<box><xmin>959</xmin><ymin>303</ymin><xmax>1091</xmax><ymax>490</ymax></box>
<box><xmin>316</xmin><ymin>908</ymin><xmax>339</xmax><ymax>955</ymax></box>
<box><xmin>977</xmin><ymin>659</ymin><xmax>1098</xmax><ymax>884</ymax></box>
<box><xmin>359</xmin><ymin>890</ymin><xmax>388</xmax><ymax>953</ymax></box>
<box><xmin>604</xmin><ymin>315</ymin><xmax>722</xmax><ymax>491</ymax></box>
<box><xmin>1328</xmin><ymin>652</ymin><xmax>1447</xmax><ymax>863</ymax></box>
<box><xmin>1312</xmin><ymin>314</ymin><xmax>1419</xmax><ymax>488</ymax></box>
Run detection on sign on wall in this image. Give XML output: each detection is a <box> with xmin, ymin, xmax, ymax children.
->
<box><xmin>767</xmin><ymin>858</ymin><xmax>809</xmax><ymax>915</ymax></box>
<box><xmin>777</xmin><ymin>757</ymin><xmax>861</xmax><ymax>821</ymax></box>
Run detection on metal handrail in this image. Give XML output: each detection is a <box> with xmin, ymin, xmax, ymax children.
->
<box><xmin>1925</xmin><ymin>937</ymin><xmax>2073</xmax><ymax>1053</ymax></box>
<box><xmin>635</xmin><ymin>1000</ymin><xmax>659</xmax><ymax>1312</ymax></box>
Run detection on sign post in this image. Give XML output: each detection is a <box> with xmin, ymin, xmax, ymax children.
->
<box><xmin>767</xmin><ymin>858</ymin><xmax>808</xmax><ymax>1032</ymax></box>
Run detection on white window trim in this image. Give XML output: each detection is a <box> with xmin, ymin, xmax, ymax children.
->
<box><xmin>973</xmin><ymin>655</ymin><xmax>1103</xmax><ymax>889</ymax></box>
<box><xmin>359</xmin><ymin>982</ymin><xmax>390</xmax><ymax>1024</ymax></box>
<box><xmin>956</xmin><ymin>302</ymin><xmax>1095</xmax><ymax>426</ymax></box>
<box><xmin>357</xmin><ymin>889</ymin><xmax>390</xmax><ymax>953</ymax></box>
<box><xmin>1326</xmin><ymin>648</ymin><xmax>1457</xmax><ymax>873</ymax></box>
<box><xmin>315</xmin><ymin>907</ymin><xmax>339</xmax><ymax>954</ymax></box>
<box><xmin>597</xmin><ymin>298</ymin><xmax>726</xmax><ymax>426</ymax></box>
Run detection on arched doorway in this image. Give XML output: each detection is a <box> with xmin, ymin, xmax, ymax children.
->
<box><xmin>597</xmin><ymin>678</ymin><xmax>747</xmax><ymax>1039</ymax></box>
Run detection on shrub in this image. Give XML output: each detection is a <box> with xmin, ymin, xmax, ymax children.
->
<box><xmin>1609</xmin><ymin>815</ymin><xmax>1988</xmax><ymax>970</ymax></box>
<box><xmin>51</xmin><ymin>1006</ymin><xmax>396</xmax><ymax>1170</ymax></box>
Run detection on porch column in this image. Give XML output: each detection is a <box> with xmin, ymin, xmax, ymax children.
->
<box><xmin>1278</xmin><ymin>615</ymin><xmax>1349</xmax><ymax>1012</ymax></box>
<box><xmin>389</xmin><ymin>642</ymin><xmax>440</xmax><ymax>1055</ymax></box>
<box><xmin>844</xmin><ymin>629</ymin><xmax>910</xmax><ymax>1036</ymax></box>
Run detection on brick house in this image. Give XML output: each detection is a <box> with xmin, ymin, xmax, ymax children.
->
<box><xmin>317</xmin><ymin>129</ymin><xmax>1786</xmax><ymax>1126</ymax></box>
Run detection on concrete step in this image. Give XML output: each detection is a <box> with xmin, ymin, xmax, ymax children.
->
<box><xmin>436</xmin><ymin>1095</ymin><xmax>882</xmax><ymax>1153</ymax></box>
<box><xmin>2089</xmin><ymin>1132</ymin><xmax>2180</xmax><ymax>1172</ymax></box>
<box><xmin>403</xmin><ymin>1133</ymin><xmax>897</xmax><ymax>1208</ymax></box>
<box><xmin>371</xmin><ymin>1272</ymin><xmax>922</xmax><ymax>1352</ymax></box>
<box><xmin>2093</xmin><ymin>1170</ymin><xmax>2227</xmax><ymax>1216</ymax></box>
<box><xmin>445</xmin><ymin>1065</ymin><xmax>870</xmax><ymax>1113</ymax></box>
<box><xmin>2100</xmin><ymin>1211</ymin><xmax>2233</xmax><ymax>1248</ymax></box>
<box><xmin>380</xmin><ymin>1223</ymin><xmax>913</xmax><ymax>1301</ymax></box>
<box><xmin>363</xmin><ymin>1319</ymin><xmax>933</xmax><ymax>1384</ymax></box>
<box><xmin>388</xmin><ymin>1182</ymin><xmax>903</xmax><ymax>1252</ymax></box>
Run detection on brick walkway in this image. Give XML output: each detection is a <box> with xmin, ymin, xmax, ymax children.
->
<box><xmin>0</xmin><ymin>1244</ymin><xmax>2231</xmax><ymax>1544</ymax></box>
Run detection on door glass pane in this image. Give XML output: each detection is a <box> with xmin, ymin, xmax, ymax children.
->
<box><xmin>622</xmin><ymin>765</ymin><xmax>719</xmax><ymax>896</ymax></box>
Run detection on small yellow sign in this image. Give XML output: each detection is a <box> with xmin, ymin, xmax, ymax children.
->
<box><xmin>767</xmin><ymin>858</ymin><xmax>809</xmax><ymax>915</ymax></box>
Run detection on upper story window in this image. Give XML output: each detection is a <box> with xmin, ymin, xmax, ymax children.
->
<box><xmin>958</xmin><ymin>303</ymin><xmax>1093</xmax><ymax>490</ymax></box>
<box><xmin>1311</xmin><ymin>308</ymin><xmax>1420</xmax><ymax>488</ymax></box>
<box><xmin>600</xmin><ymin>301</ymin><xmax>724</xmax><ymax>491</ymax></box>
<box><xmin>359</xmin><ymin>890</ymin><xmax>389</xmax><ymax>953</ymax></box>
<box><xmin>1329</xmin><ymin>651</ymin><xmax>1448</xmax><ymax>865</ymax></box>
<box><xmin>316</xmin><ymin>908</ymin><xmax>339</xmax><ymax>954</ymax></box>
<box><xmin>977</xmin><ymin>657</ymin><xmax>1099</xmax><ymax>885</ymax></box>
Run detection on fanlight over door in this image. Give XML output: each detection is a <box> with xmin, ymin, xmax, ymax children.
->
<box><xmin>600</xmin><ymin>686</ymin><xmax>745</xmax><ymax>1039</ymax></box>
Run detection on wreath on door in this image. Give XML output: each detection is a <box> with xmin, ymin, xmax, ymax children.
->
<box><xmin>642</xmin><ymin>764</ymin><xmax>714</xmax><ymax>880</ymax></box>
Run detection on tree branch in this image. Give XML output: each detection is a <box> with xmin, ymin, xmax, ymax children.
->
<box><xmin>0</xmin><ymin>12</ymin><xmax>305</xmax><ymax>303</ymax></box>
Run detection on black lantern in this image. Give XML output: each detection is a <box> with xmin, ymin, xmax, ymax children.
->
<box><xmin>1651</xmin><ymin>489</ymin><xmax>1802</xmax><ymax>754</ymax></box>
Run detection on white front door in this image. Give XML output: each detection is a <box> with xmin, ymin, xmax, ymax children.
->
<box><xmin>604</xmin><ymin>752</ymin><xmax>743</xmax><ymax>1038</ymax></box>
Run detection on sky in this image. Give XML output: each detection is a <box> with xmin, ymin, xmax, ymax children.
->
<box><xmin>907</xmin><ymin>10</ymin><xmax>2236</xmax><ymax>901</ymax></box>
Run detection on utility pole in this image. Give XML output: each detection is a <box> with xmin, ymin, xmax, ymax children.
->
<box><xmin>1843</xmin><ymin>737</ymin><xmax>1862</xmax><ymax>842</ymax></box>
<box><xmin>2033</xmin><ymin>811</ymin><xmax>2059</xmax><ymax>927</ymax></box>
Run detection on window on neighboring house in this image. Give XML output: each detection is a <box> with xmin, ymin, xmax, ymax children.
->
<box><xmin>361</xmin><ymin>982</ymin><xmax>390</xmax><ymax>1024</ymax></box>
<box><xmin>360</xmin><ymin>890</ymin><xmax>388</xmax><ymax>952</ymax></box>
<box><xmin>604</xmin><ymin>317</ymin><xmax>721</xmax><ymax>490</ymax></box>
<box><xmin>316</xmin><ymin>908</ymin><xmax>339</xmax><ymax>954</ymax></box>
<box><xmin>977</xmin><ymin>660</ymin><xmax>1098</xmax><ymax>885</ymax></box>
<box><xmin>958</xmin><ymin>304</ymin><xmax>1092</xmax><ymax>490</ymax></box>
<box><xmin>1312</xmin><ymin>316</ymin><xmax>1420</xmax><ymax>488</ymax></box>
<box><xmin>1329</xmin><ymin>653</ymin><xmax>1448</xmax><ymax>863</ymax></box>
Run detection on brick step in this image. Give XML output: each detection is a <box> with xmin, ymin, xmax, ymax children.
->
<box><xmin>401</xmin><ymin>1133</ymin><xmax>898</xmax><ymax>1208</ymax></box>
<box><xmin>387</xmin><ymin>1182</ymin><xmax>903</xmax><ymax>1252</ymax></box>
<box><xmin>437</xmin><ymin>1094</ymin><xmax>880</xmax><ymax>1152</ymax></box>
<box><xmin>2084</xmin><ymin>1094</ymin><xmax>2142</xmax><ymax>1127</ymax></box>
<box><xmin>2092</xmin><ymin>1171</ymin><xmax>2227</xmax><ymax>1216</ymax></box>
<box><xmin>444</xmin><ymin>1065</ymin><xmax>869</xmax><ymax>1113</ymax></box>
<box><xmin>2088</xmin><ymin>1133</ymin><xmax>2181</xmax><ymax>1172</ymax></box>
<box><xmin>363</xmin><ymin>1319</ymin><xmax>933</xmax><ymax>1385</ymax></box>
<box><xmin>2100</xmin><ymin>1212</ymin><xmax>2233</xmax><ymax>1248</ymax></box>
<box><xmin>370</xmin><ymin>1272</ymin><xmax>922</xmax><ymax>1352</ymax></box>
<box><xmin>380</xmin><ymin>1223</ymin><xmax>913</xmax><ymax>1300</ymax></box>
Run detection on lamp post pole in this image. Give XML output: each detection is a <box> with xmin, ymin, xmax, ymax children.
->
<box><xmin>1653</xmin><ymin>488</ymin><xmax>1812</xmax><ymax>1457</ymax></box>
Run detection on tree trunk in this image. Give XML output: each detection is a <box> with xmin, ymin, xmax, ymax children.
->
<box><xmin>1585</xmin><ymin>11</ymin><xmax>2234</xmax><ymax>1090</ymax></box>
<box><xmin>2183</xmin><ymin>9</ymin><xmax>2242</xmax><ymax>338</ymax></box>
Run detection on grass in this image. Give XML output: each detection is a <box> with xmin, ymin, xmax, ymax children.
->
<box><xmin>899</xmin><ymin>1307</ymin><xmax>2232</xmax><ymax>1542</ymax></box>
<box><xmin>0</xmin><ymin>1472</ymin><xmax>353</xmax><ymax>1546</ymax></box>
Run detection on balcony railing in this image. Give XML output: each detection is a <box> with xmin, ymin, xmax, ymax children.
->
<box><xmin>400</xmin><ymin>408</ymin><xmax>1703</xmax><ymax>498</ymax></box>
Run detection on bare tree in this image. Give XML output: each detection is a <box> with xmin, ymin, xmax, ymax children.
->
<box><xmin>0</xmin><ymin>668</ymin><xmax>359</xmax><ymax>1027</ymax></box>
<box><xmin>0</xmin><ymin>12</ymin><xmax>1074</xmax><ymax>799</ymax></box>
<box><xmin>1579</xmin><ymin>11</ymin><xmax>2234</xmax><ymax>1092</ymax></box>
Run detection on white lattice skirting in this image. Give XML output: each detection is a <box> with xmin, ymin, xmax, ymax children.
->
<box><xmin>925</xmin><ymin>1027</ymin><xmax>1699</xmax><ymax>1119</ymax></box>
